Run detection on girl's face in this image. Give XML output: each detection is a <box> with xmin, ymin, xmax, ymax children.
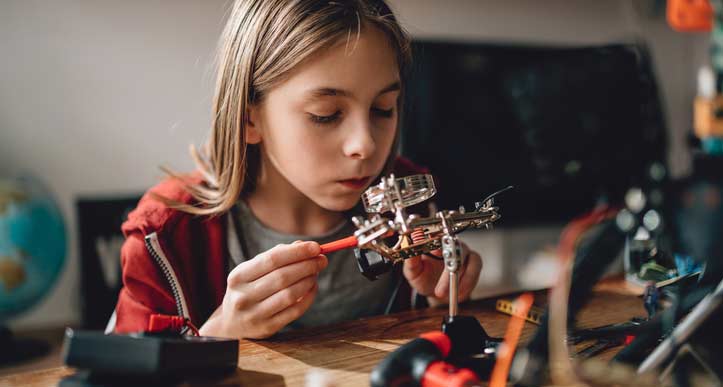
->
<box><xmin>250</xmin><ymin>26</ymin><xmax>400</xmax><ymax>211</ymax></box>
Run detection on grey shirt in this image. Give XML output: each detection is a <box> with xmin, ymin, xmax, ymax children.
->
<box><xmin>227</xmin><ymin>201</ymin><xmax>396</xmax><ymax>328</ymax></box>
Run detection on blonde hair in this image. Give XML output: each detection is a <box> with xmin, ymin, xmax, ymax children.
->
<box><xmin>165</xmin><ymin>0</ymin><xmax>410</xmax><ymax>216</ymax></box>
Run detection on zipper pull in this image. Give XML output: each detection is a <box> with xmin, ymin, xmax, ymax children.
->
<box><xmin>148</xmin><ymin>314</ymin><xmax>200</xmax><ymax>336</ymax></box>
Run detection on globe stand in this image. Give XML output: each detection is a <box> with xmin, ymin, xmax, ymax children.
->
<box><xmin>0</xmin><ymin>325</ymin><xmax>50</xmax><ymax>366</ymax></box>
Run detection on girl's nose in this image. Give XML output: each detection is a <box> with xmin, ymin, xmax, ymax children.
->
<box><xmin>342</xmin><ymin>119</ymin><xmax>376</xmax><ymax>160</ymax></box>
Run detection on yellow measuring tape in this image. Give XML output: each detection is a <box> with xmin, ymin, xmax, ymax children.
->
<box><xmin>495</xmin><ymin>299</ymin><xmax>544</xmax><ymax>325</ymax></box>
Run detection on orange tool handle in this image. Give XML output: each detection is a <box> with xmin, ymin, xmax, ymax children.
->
<box><xmin>319</xmin><ymin>235</ymin><xmax>359</xmax><ymax>254</ymax></box>
<box><xmin>318</xmin><ymin>230</ymin><xmax>396</xmax><ymax>254</ymax></box>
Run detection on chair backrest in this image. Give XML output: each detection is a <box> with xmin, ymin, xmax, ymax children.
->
<box><xmin>77</xmin><ymin>196</ymin><xmax>140</xmax><ymax>329</ymax></box>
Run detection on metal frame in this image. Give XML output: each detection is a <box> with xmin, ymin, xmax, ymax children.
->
<box><xmin>352</xmin><ymin>174</ymin><xmax>506</xmax><ymax>317</ymax></box>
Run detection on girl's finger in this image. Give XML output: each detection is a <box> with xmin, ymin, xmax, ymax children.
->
<box><xmin>230</xmin><ymin>242</ymin><xmax>321</xmax><ymax>284</ymax></box>
<box><xmin>460</xmin><ymin>242</ymin><xmax>470</xmax><ymax>259</ymax></box>
<box><xmin>458</xmin><ymin>252</ymin><xmax>482</xmax><ymax>301</ymax></box>
<box><xmin>253</xmin><ymin>274</ymin><xmax>318</xmax><ymax>317</ymax></box>
<box><xmin>403</xmin><ymin>255</ymin><xmax>424</xmax><ymax>282</ymax></box>
<box><xmin>249</xmin><ymin>254</ymin><xmax>326</xmax><ymax>301</ymax></box>
<box><xmin>434</xmin><ymin>268</ymin><xmax>450</xmax><ymax>299</ymax></box>
<box><xmin>427</xmin><ymin>249</ymin><xmax>442</xmax><ymax>259</ymax></box>
<box><xmin>266</xmin><ymin>283</ymin><xmax>318</xmax><ymax>335</ymax></box>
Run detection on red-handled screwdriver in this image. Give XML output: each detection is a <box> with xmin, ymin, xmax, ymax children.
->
<box><xmin>319</xmin><ymin>235</ymin><xmax>359</xmax><ymax>254</ymax></box>
<box><xmin>318</xmin><ymin>230</ymin><xmax>396</xmax><ymax>254</ymax></box>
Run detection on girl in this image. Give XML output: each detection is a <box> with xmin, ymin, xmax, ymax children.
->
<box><xmin>114</xmin><ymin>0</ymin><xmax>482</xmax><ymax>339</ymax></box>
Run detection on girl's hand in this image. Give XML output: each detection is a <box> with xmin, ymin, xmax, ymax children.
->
<box><xmin>200</xmin><ymin>241</ymin><xmax>327</xmax><ymax>339</ymax></box>
<box><xmin>403</xmin><ymin>241</ymin><xmax>482</xmax><ymax>304</ymax></box>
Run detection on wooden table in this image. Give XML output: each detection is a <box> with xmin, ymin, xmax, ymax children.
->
<box><xmin>0</xmin><ymin>288</ymin><xmax>645</xmax><ymax>387</ymax></box>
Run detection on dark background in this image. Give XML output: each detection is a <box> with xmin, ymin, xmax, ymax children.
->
<box><xmin>401</xmin><ymin>41</ymin><xmax>668</xmax><ymax>225</ymax></box>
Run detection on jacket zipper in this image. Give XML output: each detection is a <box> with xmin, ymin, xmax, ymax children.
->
<box><xmin>144</xmin><ymin>232</ymin><xmax>190</xmax><ymax>319</ymax></box>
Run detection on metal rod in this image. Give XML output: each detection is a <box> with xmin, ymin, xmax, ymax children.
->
<box><xmin>637</xmin><ymin>277</ymin><xmax>723</xmax><ymax>374</ymax></box>
<box><xmin>449</xmin><ymin>271</ymin><xmax>458</xmax><ymax>317</ymax></box>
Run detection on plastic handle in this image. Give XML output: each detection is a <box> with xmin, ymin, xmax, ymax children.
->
<box><xmin>422</xmin><ymin>361</ymin><xmax>480</xmax><ymax>387</ymax></box>
<box><xmin>319</xmin><ymin>235</ymin><xmax>359</xmax><ymax>254</ymax></box>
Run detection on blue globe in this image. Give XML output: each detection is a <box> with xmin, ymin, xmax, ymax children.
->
<box><xmin>0</xmin><ymin>177</ymin><xmax>66</xmax><ymax>322</ymax></box>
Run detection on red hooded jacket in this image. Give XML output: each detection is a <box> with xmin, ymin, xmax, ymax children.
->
<box><xmin>114</xmin><ymin>157</ymin><xmax>428</xmax><ymax>333</ymax></box>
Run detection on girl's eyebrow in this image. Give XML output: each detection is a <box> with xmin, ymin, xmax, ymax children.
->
<box><xmin>307</xmin><ymin>81</ymin><xmax>401</xmax><ymax>100</ymax></box>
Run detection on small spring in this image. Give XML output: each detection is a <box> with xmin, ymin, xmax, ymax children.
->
<box><xmin>410</xmin><ymin>227</ymin><xmax>426</xmax><ymax>244</ymax></box>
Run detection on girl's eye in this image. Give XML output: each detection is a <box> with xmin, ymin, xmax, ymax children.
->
<box><xmin>372</xmin><ymin>107</ymin><xmax>395</xmax><ymax>118</ymax></box>
<box><xmin>308</xmin><ymin>111</ymin><xmax>341</xmax><ymax>124</ymax></box>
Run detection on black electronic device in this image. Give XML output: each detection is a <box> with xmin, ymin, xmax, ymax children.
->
<box><xmin>61</xmin><ymin>329</ymin><xmax>238</xmax><ymax>385</ymax></box>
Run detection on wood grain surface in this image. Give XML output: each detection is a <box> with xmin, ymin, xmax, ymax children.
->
<box><xmin>0</xmin><ymin>289</ymin><xmax>646</xmax><ymax>387</ymax></box>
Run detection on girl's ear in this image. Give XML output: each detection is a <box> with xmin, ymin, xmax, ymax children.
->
<box><xmin>246</xmin><ymin>106</ymin><xmax>262</xmax><ymax>144</ymax></box>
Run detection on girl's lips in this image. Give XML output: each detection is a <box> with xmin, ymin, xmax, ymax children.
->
<box><xmin>338</xmin><ymin>177</ymin><xmax>370</xmax><ymax>190</ymax></box>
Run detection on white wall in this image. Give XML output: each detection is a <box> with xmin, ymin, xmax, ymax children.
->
<box><xmin>0</xmin><ymin>0</ymin><xmax>708</xmax><ymax>328</ymax></box>
<box><xmin>1</xmin><ymin>0</ymin><xmax>226</xmax><ymax>328</ymax></box>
